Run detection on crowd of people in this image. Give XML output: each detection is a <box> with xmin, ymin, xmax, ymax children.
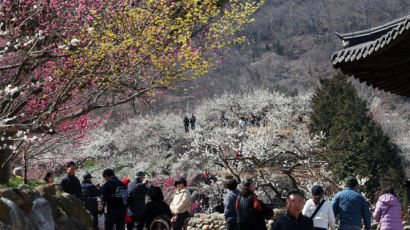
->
<box><xmin>224</xmin><ymin>176</ymin><xmax>403</xmax><ymax>230</ymax></box>
<box><xmin>182</xmin><ymin>113</ymin><xmax>266</xmax><ymax>133</ymax></box>
<box><xmin>54</xmin><ymin>161</ymin><xmax>403</xmax><ymax>230</ymax></box>
<box><xmin>57</xmin><ymin>161</ymin><xmax>191</xmax><ymax>230</ymax></box>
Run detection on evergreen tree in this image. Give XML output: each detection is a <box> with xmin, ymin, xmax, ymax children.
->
<box><xmin>309</xmin><ymin>74</ymin><xmax>404</xmax><ymax>202</ymax></box>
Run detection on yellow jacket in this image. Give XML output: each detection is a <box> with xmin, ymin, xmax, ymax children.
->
<box><xmin>170</xmin><ymin>188</ymin><xmax>192</xmax><ymax>214</ymax></box>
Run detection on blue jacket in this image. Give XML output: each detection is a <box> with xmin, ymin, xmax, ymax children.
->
<box><xmin>223</xmin><ymin>189</ymin><xmax>239</xmax><ymax>222</ymax></box>
<box><xmin>331</xmin><ymin>188</ymin><xmax>371</xmax><ymax>230</ymax></box>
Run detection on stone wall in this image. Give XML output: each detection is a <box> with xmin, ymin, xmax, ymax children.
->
<box><xmin>0</xmin><ymin>184</ymin><xmax>93</xmax><ymax>230</ymax></box>
<box><xmin>186</xmin><ymin>213</ymin><xmax>277</xmax><ymax>230</ymax></box>
<box><xmin>186</xmin><ymin>211</ymin><xmax>410</xmax><ymax>230</ymax></box>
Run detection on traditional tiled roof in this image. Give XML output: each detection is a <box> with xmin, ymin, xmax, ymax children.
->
<box><xmin>331</xmin><ymin>15</ymin><xmax>410</xmax><ymax>97</ymax></box>
<box><xmin>331</xmin><ymin>15</ymin><xmax>410</xmax><ymax>66</ymax></box>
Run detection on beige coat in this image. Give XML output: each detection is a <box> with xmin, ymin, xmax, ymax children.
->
<box><xmin>170</xmin><ymin>188</ymin><xmax>192</xmax><ymax>214</ymax></box>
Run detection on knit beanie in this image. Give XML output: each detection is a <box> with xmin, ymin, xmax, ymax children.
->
<box><xmin>345</xmin><ymin>176</ymin><xmax>358</xmax><ymax>188</ymax></box>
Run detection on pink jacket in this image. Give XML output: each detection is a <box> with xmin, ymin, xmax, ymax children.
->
<box><xmin>373</xmin><ymin>193</ymin><xmax>402</xmax><ymax>230</ymax></box>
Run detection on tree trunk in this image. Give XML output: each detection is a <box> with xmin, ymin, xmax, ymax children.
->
<box><xmin>24</xmin><ymin>151</ymin><xmax>28</xmax><ymax>184</ymax></box>
<box><xmin>0</xmin><ymin>145</ymin><xmax>11</xmax><ymax>184</ymax></box>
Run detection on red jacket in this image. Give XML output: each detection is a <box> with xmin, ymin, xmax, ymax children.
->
<box><xmin>122</xmin><ymin>178</ymin><xmax>132</xmax><ymax>223</ymax></box>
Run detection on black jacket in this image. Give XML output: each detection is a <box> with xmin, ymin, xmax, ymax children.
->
<box><xmin>127</xmin><ymin>179</ymin><xmax>151</xmax><ymax>217</ymax></box>
<box><xmin>237</xmin><ymin>193</ymin><xmax>266</xmax><ymax>230</ymax></box>
<box><xmin>141</xmin><ymin>186</ymin><xmax>172</xmax><ymax>229</ymax></box>
<box><xmin>183</xmin><ymin>117</ymin><xmax>189</xmax><ymax>126</ymax></box>
<box><xmin>81</xmin><ymin>181</ymin><xmax>101</xmax><ymax>213</ymax></box>
<box><xmin>61</xmin><ymin>174</ymin><xmax>83</xmax><ymax>200</ymax></box>
<box><xmin>270</xmin><ymin>213</ymin><xmax>313</xmax><ymax>230</ymax></box>
<box><xmin>102</xmin><ymin>176</ymin><xmax>127</xmax><ymax>211</ymax></box>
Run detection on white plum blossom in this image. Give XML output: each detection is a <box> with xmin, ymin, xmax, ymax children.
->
<box><xmin>70</xmin><ymin>38</ymin><xmax>81</xmax><ymax>46</ymax></box>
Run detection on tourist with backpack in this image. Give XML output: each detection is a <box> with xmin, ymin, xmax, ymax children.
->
<box><xmin>236</xmin><ymin>179</ymin><xmax>266</xmax><ymax>230</ymax></box>
<box><xmin>302</xmin><ymin>185</ymin><xmax>335</xmax><ymax>230</ymax></box>
<box><xmin>102</xmin><ymin>169</ymin><xmax>127</xmax><ymax>230</ymax></box>
<box><xmin>82</xmin><ymin>173</ymin><xmax>102</xmax><ymax>230</ymax></box>
<box><xmin>170</xmin><ymin>177</ymin><xmax>192</xmax><ymax>230</ymax></box>
<box><xmin>128</xmin><ymin>171</ymin><xmax>152</xmax><ymax>230</ymax></box>
<box><xmin>141</xmin><ymin>186</ymin><xmax>172</xmax><ymax>229</ymax></box>
<box><xmin>373</xmin><ymin>186</ymin><xmax>403</xmax><ymax>230</ymax></box>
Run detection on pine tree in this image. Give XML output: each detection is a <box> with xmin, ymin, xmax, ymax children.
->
<box><xmin>309</xmin><ymin>74</ymin><xmax>404</xmax><ymax>202</ymax></box>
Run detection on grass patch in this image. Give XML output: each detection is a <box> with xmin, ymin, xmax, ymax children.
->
<box><xmin>84</xmin><ymin>161</ymin><xmax>100</xmax><ymax>171</ymax></box>
<box><xmin>6</xmin><ymin>175</ymin><xmax>42</xmax><ymax>187</ymax></box>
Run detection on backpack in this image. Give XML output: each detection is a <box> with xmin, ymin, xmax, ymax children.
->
<box><xmin>110</xmin><ymin>185</ymin><xmax>128</xmax><ymax>207</ymax></box>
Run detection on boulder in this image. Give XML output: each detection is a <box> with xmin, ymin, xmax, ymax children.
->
<box><xmin>1</xmin><ymin>197</ymin><xmax>38</xmax><ymax>230</ymax></box>
<box><xmin>31</xmin><ymin>198</ymin><xmax>55</xmax><ymax>230</ymax></box>
<box><xmin>35</xmin><ymin>184</ymin><xmax>57</xmax><ymax>200</ymax></box>
<box><xmin>54</xmin><ymin>193</ymin><xmax>93</xmax><ymax>228</ymax></box>
<box><xmin>199</xmin><ymin>214</ymin><xmax>210</xmax><ymax>219</ymax></box>
<box><xmin>202</xmin><ymin>219</ymin><xmax>211</xmax><ymax>225</ymax></box>
<box><xmin>0</xmin><ymin>199</ymin><xmax>10</xmax><ymax>223</ymax></box>
<box><xmin>0</xmin><ymin>187</ymin><xmax>35</xmax><ymax>213</ymax></box>
<box><xmin>55</xmin><ymin>216</ymin><xmax>86</xmax><ymax>230</ymax></box>
<box><xmin>0</xmin><ymin>222</ymin><xmax>9</xmax><ymax>230</ymax></box>
<box><xmin>210</xmin><ymin>213</ymin><xmax>219</xmax><ymax>221</ymax></box>
<box><xmin>202</xmin><ymin>225</ymin><xmax>209</xmax><ymax>230</ymax></box>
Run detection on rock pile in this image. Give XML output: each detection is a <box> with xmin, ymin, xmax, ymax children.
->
<box><xmin>0</xmin><ymin>184</ymin><xmax>93</xmax><ymax>230</ymax></box>
<box><xmin>185</xmin><ymin>210</ymin><xmax>285</xmax><ymax>230</ymax></box>
<box><xmin>187</xmin><ymin>213</ymin><xmax>226</xmax><ymax>230</ymax></box>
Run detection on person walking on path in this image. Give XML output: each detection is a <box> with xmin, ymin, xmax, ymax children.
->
<box><xmin>331</xmin><ymin>176</ymin><xmax>371</xmax><ymax>230</ymax></box>
<box><xmin>271</xmin><ymin>190</ymin><xmax>313</xmax><ymax>230</ymax></box>
<box><xmin>236</xmin><ymin>179</ymin><xmax>265</xmax><ymax>230</ymax></box>
<box><xmin>302</xmin><ymin>185</ymin><xmax>335</xmax><ymax>230</ymax></box>
<box><xmin>249</xmin><ymin>115</ymin><xmax>255</xmax><ymax>128</ymax></box>
<box><xmin>190</xmin><ymin>114</ymin><xmax>196</xmax><ymax>131</ymax></box>
<box><xmin>224</xmin><ymin>179</ymin><xmax>240</xmax><ymax>230</ymax></box>
<box><xmin>170</xmin><ymin>177</ymin><xmax>192</xmax><ymax>230</ymax></box>
<box><xmin>82</xmin><ymin>173</ymin><xmax>102</xmax><ymax>230</ymax></box>
<box><xmin>121</xmin><ymin>178</ymin><xmax>133</xmax><ymax>229</ymax></box>
<box><xmin>60</xmin><ymin>161</ymin><xmax>83</xmax><ymax>200</ymax></box>
<box><xmin>127</xmin><ymin>170</ymin><xmax>152</xmax><ymax>230</ymax></box>
<box><xmin>220</xmin><ymin>113</ymin><xmax>228</xmax><ymax>127</ymax></box>
<box><xmin>373</xmin><ymin>187</ymin><xmax>403</xmax><ymax>230</ymax></box>
<box><xmin>141</xmin><ymin>186</ymin><xmax>172</xmax><ymax>229</ymax></box>
<box><xmin>239</xmin><ymin>117</ymin><xmax>246</xmax><ymax>132</ymax></box>
<box><xmin>102</xmin><ymin>169</ymin><xmax>127</xmax><ymax>230</ymax></box>
<box><xmin>183</xmin><ymin>116</ymin><xmax>189</xmax><ymax>133</ymax></box>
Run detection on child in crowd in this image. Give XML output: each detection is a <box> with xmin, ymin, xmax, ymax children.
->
<box><xmin>97</xmin><ymin>199</ymin><xmax>105</xmax><ymax>230</ymax></box>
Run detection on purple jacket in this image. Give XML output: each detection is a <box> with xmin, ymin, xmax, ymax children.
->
<box><xmin>373</xmin><ymin>193</ymin><xmax>402</xmax><ymax>230</ymax></box>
